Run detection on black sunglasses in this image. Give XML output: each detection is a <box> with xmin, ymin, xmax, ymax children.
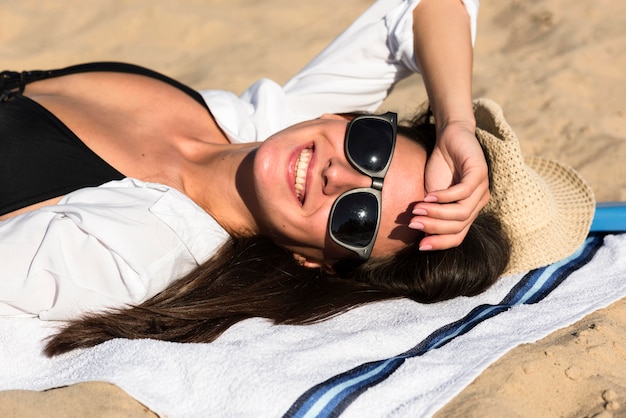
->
<box><xmin>328</xmin><ymin>111</ymin><xmax>397</xmax><ymax>262</ymax></box>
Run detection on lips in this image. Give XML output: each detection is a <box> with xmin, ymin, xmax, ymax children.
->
<box><xmin>294</xmin><ymin>147</ymin><xmax>312</xmax><ymax>205</ymax></box>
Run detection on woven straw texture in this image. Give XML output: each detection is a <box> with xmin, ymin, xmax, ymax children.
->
<box><xmin>474</xmin><ymin>98</ymin><xmax>595</xmax><ymax>275</ymax></box>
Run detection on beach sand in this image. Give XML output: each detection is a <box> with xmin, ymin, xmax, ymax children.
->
<box><xmin>1</xmin><ymin>0</ymin><xmax>625</xmax><ymax>416</ymax></box>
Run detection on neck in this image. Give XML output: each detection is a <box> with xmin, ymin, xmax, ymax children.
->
<box><xmin>181</xmin><ymin>142</ymin><xmax>260</xmax><ymax>237</ymax></box>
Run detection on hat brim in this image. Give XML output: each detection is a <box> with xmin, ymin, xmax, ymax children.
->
<box><xmin>474</xmin><ymin>98</ymin><xmax>595</xmax><ymax>275</ymax></box>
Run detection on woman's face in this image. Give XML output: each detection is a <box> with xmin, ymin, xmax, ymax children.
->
<box><xmin>250</xmin><ymin>114</ymin><xmax>427</xmax><ymax>268</ymax></box>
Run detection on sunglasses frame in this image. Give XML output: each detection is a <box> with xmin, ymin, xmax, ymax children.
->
<box><xmin>328</xmin><ymin>111</ymin><xmax>398</xmax><ymax>262</ymax></box>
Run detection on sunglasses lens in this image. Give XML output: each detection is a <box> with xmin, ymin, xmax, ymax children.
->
<box><xmin>330</xmin><ymin>193</ymin><xmax>378</xmax><ymax>248</ymax></box>
<box><xmin>347</xmin><ymin>118</ymin><xmax>394</xmax><ymax>172</ymax></box>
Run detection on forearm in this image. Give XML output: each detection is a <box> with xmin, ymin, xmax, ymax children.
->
<box><xmin>413</xmin><ymin>0</ymin><xmax>476</xmax><ymax>132</ymax></box>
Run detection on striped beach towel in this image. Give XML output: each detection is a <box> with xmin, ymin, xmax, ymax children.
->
<box><xmin>285</xmin><ymin>234</ymin><xmax>607</xmax><ymax>418</ymax></box>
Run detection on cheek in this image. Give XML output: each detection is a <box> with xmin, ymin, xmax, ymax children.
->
<box><xmin>372</xmin><ymin>195</ymin><xmax>423</xmax><ymax>257</ymax></box>
<box><xmin>374</xmin><ymin>223</ymin><xmax>421</xmax><ymax>257</ymax></box>
<box><xmin>267</xmin><ymin>210</ymin><xmax>331</xmax><ymax>257</ymax></box>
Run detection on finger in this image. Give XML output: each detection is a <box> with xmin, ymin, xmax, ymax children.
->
<box><xmin>410</xmin><ymin>216</ymin><xmax>468</xmax><ymax>236</ymax></box>
<box><xmin>417</xmin><ymin>224</ymin><xmax>472</xmax><ymax>251</ymax></box>
<box><xmin>412</xmin><ymin>202</ymin><xmax>475</xmax><ymax>224</ymax></box>
<box><xmin>425</xmin><ymin>176</ymin><xmax>489</xmax><ymax>204</ymax></box>
<box><xmin>413</xmin><ymin>189</ymin><xmax>490</xmax><ymax>223</ymax></box>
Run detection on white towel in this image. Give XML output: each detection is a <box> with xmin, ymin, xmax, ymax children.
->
<box><xmin>1</xmin><ymin>233</ymin><xmax>625</xmax><ymax>417</ymax></box>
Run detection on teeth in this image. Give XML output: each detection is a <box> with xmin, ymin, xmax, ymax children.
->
<box><xmin>294</xmin><ymin>148</ymin><xmax>311</xmax><ymax>203</ymax></box>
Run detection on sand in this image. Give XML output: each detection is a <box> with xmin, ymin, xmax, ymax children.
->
<box><xmin>1</xmin><ymin>0</ymin><xmax>625</xmax><ymax>416</ymax></box>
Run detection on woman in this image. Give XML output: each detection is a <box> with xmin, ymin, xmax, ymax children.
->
<box><xmin>0</xmin><ymin>0</ymin><xmax>594</xmax><ymax>355</ymax></box>
<box><xmin>1</xmin><ymin>0</ymin><xmax>485</xmax><ymax>317</ymax></box>
<box><xmin>39</xmin><ymin>104</ymin><xmax>512</xmax><ymax>356</ymax></box>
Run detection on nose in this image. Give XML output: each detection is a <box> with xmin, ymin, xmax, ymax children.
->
<box><xmin>322</xmin><ymin>158</ymin><xmax>371</xmax><ymax>195</ymax></box>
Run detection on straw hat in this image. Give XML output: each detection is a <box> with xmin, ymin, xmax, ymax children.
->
<box><xmin>473</xmin><ymin>98</ymin><xmax>595</xmax><ymax>275</ymax></box>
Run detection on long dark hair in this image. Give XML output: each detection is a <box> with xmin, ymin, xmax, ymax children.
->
<box><xmin>44</xmin><ymin>107</ymin><xmax>510</xmax><ymax>356</ymax></box>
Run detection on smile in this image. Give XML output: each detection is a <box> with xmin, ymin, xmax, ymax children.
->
<box><xmin>294</xmin><ymin>147</ymin><xmax>312</xmax><ymax>205</ymax></box>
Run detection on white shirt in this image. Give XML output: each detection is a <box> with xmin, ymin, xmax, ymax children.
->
<box><xmin>0</xmin><ymin>179</ymin><xmax>230</xmax><ymax>319</ymax></box>
<box><xmin>0</xmin><ymin>0</ymin><xmax>478</xmax><ymax>320</ymax></box>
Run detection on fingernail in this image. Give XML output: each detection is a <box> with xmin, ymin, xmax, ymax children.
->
<box><xmin>412</xmin><ymin>208</ymin><xmax>427</xmax><ymax>216</ymax></box>
<box><xmin>409</xmin><ymin>221</ymin><xmax>424</xmax><ymax>230</ymax></box>
<box><xmin>419</xmin><ymin>244</ymin><xmax>433</xmax><ymax>251</ymax></box>
<box><xmin>424</xmin><ymin>195</ymin><xmax>438</xmax><ymax>203</ymax></box>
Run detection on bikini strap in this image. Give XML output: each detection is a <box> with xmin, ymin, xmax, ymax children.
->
<box><xmin>1</xmin><ymin>62</ymin><xmax>208</xmax><ymax>110</ymax></box>
<box><xmin>1</xmin><ymin>70</ymin><xmax>55</xmax><ymax>101</ymax></box>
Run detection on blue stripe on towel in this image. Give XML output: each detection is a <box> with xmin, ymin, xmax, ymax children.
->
<box><xmin>283</xmin><ymin>234</ymin><xmax>605</xmax><ymax>418</ymax></box>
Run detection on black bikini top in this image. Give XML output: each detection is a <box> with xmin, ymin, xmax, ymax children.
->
<box><xmin>0</xmin><ymin>62</ymin><xmax>208</xmax><ymax>216</ymax></box>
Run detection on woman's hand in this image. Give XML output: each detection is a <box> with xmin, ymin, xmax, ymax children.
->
<box><xmin>410</xmin><ymin>121</ymin><xmax>490</xmax><ymax>251</ymax></box>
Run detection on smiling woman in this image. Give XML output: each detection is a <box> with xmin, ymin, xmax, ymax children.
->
<box><xmin>0</xmin><ymin>0</ymin><xmax>594</xmax><ymax>356</ymax></box>
<box><xmin>42</xmin><ymin>105</ymin><xmax>512</xmax><ymax>356</ymax></box>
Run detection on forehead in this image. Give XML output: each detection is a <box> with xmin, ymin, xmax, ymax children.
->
<box><xmin>371</xmin><ymin>134</ymin><xmax>427</xmax><ymax>258</ymax></box>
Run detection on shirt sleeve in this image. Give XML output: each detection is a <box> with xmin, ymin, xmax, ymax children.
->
<box><xmin>200</xmin><ymin>0</ymin><xmax>478</xmax><ymax>144</ymax></box>
<box><xmin>0</xmin><ymin>180</ymin><xmax>226</xmax><ymax>320</ymax></box>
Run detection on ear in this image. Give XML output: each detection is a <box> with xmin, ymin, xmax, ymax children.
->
<box><xmin>292</xmin><ymin>253</ymin><xmax>336</xmax><ymax>274</ymax></box>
